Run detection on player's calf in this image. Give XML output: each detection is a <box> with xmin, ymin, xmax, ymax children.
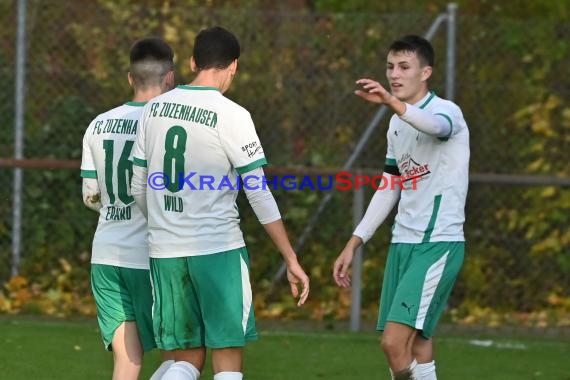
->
<box><xmin>111</xmin><ymin>322</ymin><xmax>143</xmax><ymax>380</ymax></box>
<box><xmin>390</xmin><ymin>359</ymin><xmax>418</xmax><ymax>380</ymax></box>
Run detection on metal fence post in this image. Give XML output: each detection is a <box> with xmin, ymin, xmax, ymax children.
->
<box><xmin>350</xmin><ymin>181</ymin><xmax>365</xmax><ymax>332</ymax></box>
<box><xmin>269</xmin><ymin>106</ymin><xmax>389</xmax><ymax>287</ymax></box>
<box><xmin>12</xmin><ymin>0</ymin><xmax>27</xmax><ymax>276</ymax></box>
<box><xmin>446</xmin><ymin>3</ymin><xmax>458</xmax><ymax>101</ymax></box>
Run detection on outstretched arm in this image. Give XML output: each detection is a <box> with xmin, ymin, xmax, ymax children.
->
<box><xmin>243</xmin><ymin>167</ymin><xmax>310</xmax><ymax>305</ymax></box>
<box><xmin>355</xmin><ymin>78</ymin><xmax>451</xmax><ymax>138</ymax></box>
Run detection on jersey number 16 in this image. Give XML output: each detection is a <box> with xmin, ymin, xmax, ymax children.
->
<box><xmin>102</xmin><ymin>139</ymin><xmax>135</xmax><ymax>204</ymax></box>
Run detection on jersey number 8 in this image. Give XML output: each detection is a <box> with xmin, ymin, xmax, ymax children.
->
<box><xmin>163</xmin><ymin>126</ymin><xmax>187</xmax><ymax>193</ymax></box>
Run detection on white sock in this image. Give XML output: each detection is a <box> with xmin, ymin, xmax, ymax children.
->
<box><xmin>149</xmin><ymin>360</ymin><xmax>175</xmax><ymax>380</ymax></box>
<box><xmin>390</xmin><ymin>359</ymin><xmax>417</xmax><ymax>380</ymax></box>
<box><xmin>213</xmin><ymin>371</ymin><xmax>243</xmax><ymax>380</ymax></box>
<box><xmin>414</xmin><ymin>360</ymin><xmax>436</xmax><ymax>380</ymax></box>
<box><xmin>161</xmin><ymin>361</ymin><xmax>201</xmax><ymax>380</ymax></box>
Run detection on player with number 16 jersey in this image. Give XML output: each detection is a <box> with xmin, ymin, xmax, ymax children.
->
<box><xmin>81</xmin><ymin>102</ymin><xmax>148</xmax><ymax>268</ymax></box>
<box><xmin>80</xmin><ymin>37</ymin><xmax>177</xmax><ymax>380</ymax></box>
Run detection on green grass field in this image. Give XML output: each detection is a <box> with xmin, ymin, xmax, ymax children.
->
<box><xmin>0</xmin><ymin>316</ymin><xmax>569</xmax><ymax>379</ymax></box>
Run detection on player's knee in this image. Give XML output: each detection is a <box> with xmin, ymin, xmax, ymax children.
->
<box><xmin>114</xmin><ymin>349</ymin><xmax>143</xmax><ymax>367</ymax></box>
<box><xmin>381</xmin><ymin>334</ymin><xmax>406</xmax><ymax>359</ymax></box>
<box><xmin>174</xmin><ymin>348</ymin><xmax>207</xmax><ymax>371</ymax></box>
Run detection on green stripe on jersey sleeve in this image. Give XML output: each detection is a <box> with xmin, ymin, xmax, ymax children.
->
<box><xmin>385</xmin><ymin>158</ymin><xmax>397</xmax><ymax>166</ymax></box>
<box><xmin>435</xmin><ymin>113</ymin><xmax>452</xmax><ymax>128</ymax></box>
<box><xmin>435</xmin><ymin>113</ymin><xmax>453</xmax><ymax>141</ymax></box>
<box><xmin>80</xmin><ymin>169</ymin><xmax>97</xmax><ymax>179</ymax></box>
<box><xmin>236</xmin><ymin>158</ymin><xmax>268</xmax><ymax>174</ymax></box>
<box><xmin>133</xmin><ymin>157</ymin><xmax>147</xmax><ymax>167</ymax></box>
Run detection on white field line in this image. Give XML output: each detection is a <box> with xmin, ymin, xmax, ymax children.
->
<box><xmin>259</xmin><ymin>330</ymin><xmax>569</xmax><ymax>350</ymax></box>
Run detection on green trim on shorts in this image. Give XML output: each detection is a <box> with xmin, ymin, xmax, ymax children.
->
<box><xmin>151</xmin><ymin>247</ymin><xmax>258</xmax><ymax>350</ymax></box>
<box><xmin>91</xmin><ymin>264</ymin><xmax>156</xmax><ymax>352</ymax></box>
<box><xmin>377</xmin><ymin>241</ymin><xmax>464</xmax><ymax>338</ymax></box>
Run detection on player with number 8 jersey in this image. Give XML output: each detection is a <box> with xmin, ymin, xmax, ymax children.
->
<box><xmin>132</xmin><ymin>84</ymin><xmax>265</xmax><ymax>256</ymax></box>
<box><xmin>131</xmin><ymin>27</ymin><xmax>309</xmax><ymax>380</ymax></box>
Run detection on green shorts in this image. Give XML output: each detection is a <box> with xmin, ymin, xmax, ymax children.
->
<box><xmin>377</xmin><ymin>242</ymin><xmax>464</xmax><ymax>338</ymax></box>
<box><xmin>91</xmin><ymin>264</ymin><xmax>156</xmax><ymax>352</ymax></box>
<box><xmin>150</xmin><ymin>247</ymin><xmax>258</xmax><ymax>350</ymax></box>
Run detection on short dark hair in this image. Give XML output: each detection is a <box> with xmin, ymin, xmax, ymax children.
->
<box><xmin>193</xmin><ymin>26</ymin><xmax>240</xmax><ymax>71</ymax></box>
<box><xmin>388</xmin><ymin>35</ymin><xmax>434</xmax><ymax>67</ymax></box>
<box><xmin>129</xmin><ymin>37</ymin><xmax>174</xmax><ymax>88</ymax></box>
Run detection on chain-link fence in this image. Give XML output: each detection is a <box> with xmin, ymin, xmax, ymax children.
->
<box><xmin>1</xmin><ymin>1</ymin><xmax>569</xmax><ymax>330</ymax></box>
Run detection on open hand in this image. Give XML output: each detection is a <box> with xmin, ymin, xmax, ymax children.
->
<box><xmin>333</xmin><ymin>247</ymin><xmax>355</xmax><ymax>288</ymax></box>
<box><xmin>354</xmin><ymin>78</ymin><xmax>394</xmax><ymax>104</ymax></box>
<box><xmin>286</xmin><ymin>260</ymin><xmax>310</xmax><ymax>306</ymax></box>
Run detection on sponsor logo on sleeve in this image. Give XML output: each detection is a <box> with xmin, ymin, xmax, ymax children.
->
<box><xmin>241</xmin><ymin>141</ymin><xmax>263</xmax><ymax>158</ymax></box>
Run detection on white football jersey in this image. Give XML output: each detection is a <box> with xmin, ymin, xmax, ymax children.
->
<box><xmin>81</xmin><ymin>102</ymin><xmax>149</xmax><ymax>269</ymax></box>
<box><xmin>386</xmin><ymin>92</ymin><xmax>470</xmax><ymax>243</ymax></box>
<box><xmin>132</xmin><ymin>85</ymin><xmax>267</xmax><ymax>258</ymax></box>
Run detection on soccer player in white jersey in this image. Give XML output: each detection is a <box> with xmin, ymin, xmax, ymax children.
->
<box><xmin>81</xmin><ymin>37</ymin><xmax>176</xmax><ymax>380</ymax></box>
<box><xmin>333</xmin><ymin>35</ymin><xmax>469</xmax><ymax>380</ymax></box>
<box><xmin>131</xmin><ymin>26</ymin><xmax>310</xmax><ymax>380</ymax></box>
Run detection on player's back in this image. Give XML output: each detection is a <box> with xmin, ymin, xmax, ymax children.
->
<box><xmin>81</xmin><ymin>102</ymin><xmax>149</xmax><ymax>269</ymax></box>
<box><xmin>137</xmin><ymin>85</ymin><xmax>266</xmax><ymax>258</ymax></box>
